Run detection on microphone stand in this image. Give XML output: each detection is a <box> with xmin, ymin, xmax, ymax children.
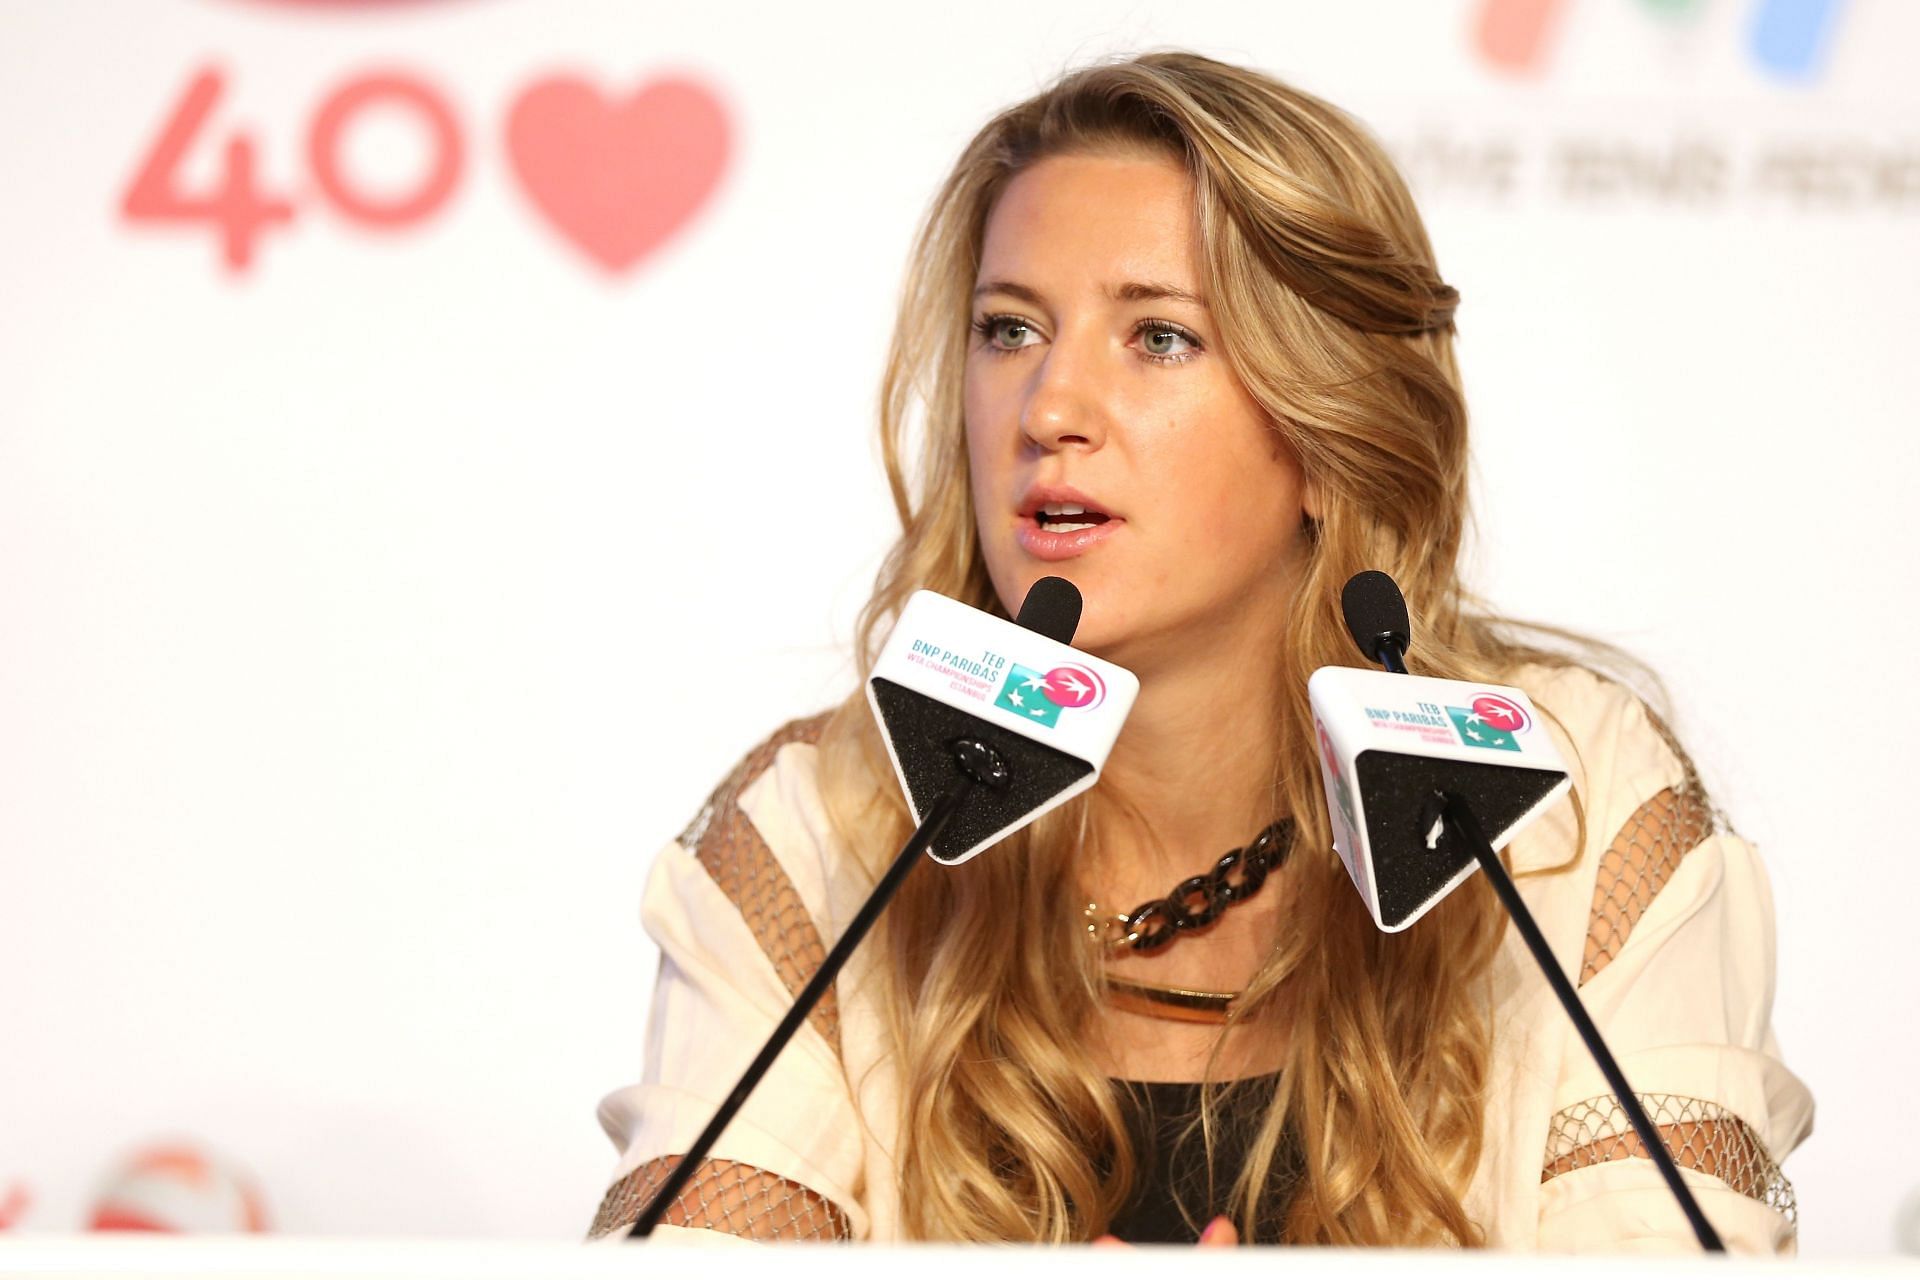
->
<box><xmin>1439</xmin><ymin>792</ymin><xmax>1726</xmax><ymax>1253</ymax></box>
<box><xmin>627</xmin><ymin>741</ymin><xmax>1001</xmax><ymax>1237</ymax></box>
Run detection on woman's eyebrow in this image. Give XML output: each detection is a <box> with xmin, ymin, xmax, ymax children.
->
<box><xmin>1110</xmin><ymin>279</ymin><xmax>1207</xmax><ymax>308</ymax></box>
<box><xmin>973</xmin><ymin>280</ymin><xmax>1047</xmax><ymax>307</ymax></box>
<box><xmin>972</xmin><ymin>279</ymin><xmax>1208</xmax><ymax>308</ymax></box>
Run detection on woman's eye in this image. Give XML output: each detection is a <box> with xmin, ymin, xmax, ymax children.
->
<box><xmin>974</xmin><ymin>315</ymin><xmax>1040</xmax><ymax>353</ymax></box>
<box><xmin>1137</xmin><ymin>324</ymin><xmax>1198</xmax><ymax>360</ymax></box>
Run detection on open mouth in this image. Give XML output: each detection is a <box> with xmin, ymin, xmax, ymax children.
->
<box><xmin>1034</xmin><ymin>503</ymin><xmax>1113</xmax><ymax>534</ymax></box>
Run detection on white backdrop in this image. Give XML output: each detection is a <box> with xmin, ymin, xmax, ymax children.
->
<box><xmin>1</xmin><ymin>0</ymin><xmax>1914</xmax><ymax>1257</ymax></box>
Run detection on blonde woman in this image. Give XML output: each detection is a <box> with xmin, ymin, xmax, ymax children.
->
<box><xmin>591</xmin><ymin>51</ymin><xmax>1811</xmax><ymax>1249</ymax></box>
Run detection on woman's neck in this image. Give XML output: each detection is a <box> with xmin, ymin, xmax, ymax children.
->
<box><xmin>1088</xmin><ymin>614</ymin><xmax>1292</xmax><ymax>887</ymax></box>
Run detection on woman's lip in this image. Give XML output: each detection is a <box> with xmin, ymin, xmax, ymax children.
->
<box><xmin>1015</xmin><ymin>515</ymin><xmax>1124</xmax><ymax>561</ymax></box>
<box><xmin>1018</xmin><ymin>485</ymin><xmax>1116</xmax><ymax>520</ymax></box>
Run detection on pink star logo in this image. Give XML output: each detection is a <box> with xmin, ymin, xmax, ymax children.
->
<box><xmin>1042</xmin><ymin>664</ymin><xmax>1104</xmax><ymax>710</ymax></box>
<box><xmin>1471</xmin><ymin>693</ymin><xmax>1530</xmax><ymax>734</ymax></box>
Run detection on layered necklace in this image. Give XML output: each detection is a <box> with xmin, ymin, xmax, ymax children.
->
<box><xmin>1083</xmin><ymin>819</ymin><xmax>1296</xmax><ymax>1024</ymax></box>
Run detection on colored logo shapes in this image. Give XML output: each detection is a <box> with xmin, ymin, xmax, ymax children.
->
<box><xmin>994</xmin><ymin>662</ymin><xmax>1106</xmax><ymax>727</ymax></box>
<box><xmin>1470</xmin><ymin>692</ymin><xmax>1530</xmax><ymax>734</ymax></box>
<box><xmin>1042</xmin><ymin>664</ymin><xmax>1104</xmax><ymax>710</ymax></box>
<box><xmin>1447</xmin><ymin>705</ymin><xmax>1521</xmax><ymax>752</ymax></box>
<box><xmin>1472</xmin><ymin>0</ymin><xmax>1847</xmax><ymax>82</ymax></box>
<box><xmin>995</xmin><ymin>665</ymin><xmax>1060</xmax><ymax>727</ymax></box>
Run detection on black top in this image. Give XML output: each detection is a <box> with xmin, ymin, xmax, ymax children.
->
<box><xmin>1105</xmin><ymin>1072</ymin><xmax>1302</xmax><ymax>1244</ymax></box>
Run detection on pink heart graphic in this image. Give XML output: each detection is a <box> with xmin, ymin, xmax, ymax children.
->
<box><xmin>505</xmin><ymin>75</ymin><xmax>730</xmax><ymax>273</ymax></box>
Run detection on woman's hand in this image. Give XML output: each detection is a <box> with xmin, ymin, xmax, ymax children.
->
<box><xmin>1092</xmin><ymin>1215</ymin><xmax>1239</xmax><ymax>1247</ymax></box>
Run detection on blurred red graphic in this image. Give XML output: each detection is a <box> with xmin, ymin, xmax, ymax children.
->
<box><xmin>89</xmin><ymin>1143</ymin><xmax>269</xmax><ymax>1234</ymax></box>
<box><xmin>0</xmin><ymin>1182</ymin><xmax>30</xmax><ymax>1231</ymax></box>
<box><xmin>506</xmin><ymin>75</ymin><xmax>731</xmax><ymax>273</ymax></box>
<box><xmin>1474</xmin><ymin>0</ymin><xmax>1567</xmax><ymax>73</ymax></box>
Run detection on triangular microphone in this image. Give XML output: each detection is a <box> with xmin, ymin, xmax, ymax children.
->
<box><xmin>867</xmin><ymin>580</ymin><xmax>1137</xmax><ymax>864</ymax></box>
<box><xmin>1310</xmin><ymin>574</ymin><xmax>1571</xmax><ymax>930</ymax></box>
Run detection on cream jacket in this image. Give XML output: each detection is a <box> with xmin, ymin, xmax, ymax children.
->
<box><xmin>593</xmin><ymin>662</ymin><xmax>1814</xmax><ymax>1251</ymax></box>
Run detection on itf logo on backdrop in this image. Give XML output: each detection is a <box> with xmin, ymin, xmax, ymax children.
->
<box><xmin>994</xmin><ymin>664</ymin><xmax>1105</xmax><ymax>729</ymax></box>
<box><xmin>1474</xmin><ymin>0</ymin><xmax>1848</xmax><ymax>80</ymax></box>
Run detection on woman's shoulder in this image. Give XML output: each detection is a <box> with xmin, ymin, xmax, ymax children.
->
<box><xmin>1497</xmin><ymin>658</ymin><xmax>1751</xmax><ymax>986</ymax></box>
<box><xmin>648</xmin><ymin>710</ymin><xmax>879</xmax><ymax>971</ymax></box>
<box><xmin>1499</xmin><ymin>658</ymin><xmax>1706</xmax><ymax>857</ymax></box>
<box><xmin>674</xmin><ymin>711</ymin><xmax>838</xmax><ymax>862</ymax></box>
<box><xmin>641</xmin><ymin>710</ymin><xmax>859</xmax><ymax>1047</ymax></box>
<box><xmin>1504</xmin><ymin>658</ymin><xmax>1684</xmax><ymax>771</ymax></box>
<box><xmin>667</xmin><ymin>708</ymin><xmax>856</xmax><ymax>911</ymax></box>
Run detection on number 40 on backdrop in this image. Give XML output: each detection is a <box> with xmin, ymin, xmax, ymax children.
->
<box><xmin>118</xmin><ymin>65</ymin><xmax>733</xmax><ymax>276</ymax></box>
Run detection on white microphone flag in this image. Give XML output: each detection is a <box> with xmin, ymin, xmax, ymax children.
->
<box><xmin>867</xmin><ymin>590</ymin><xmax>1138</xmax><ymax>865</ymax></box>
<box><xmin>1309</xmin><ymin>666</ymin><xmax>1571</xmax><ymax>931</ymax></box>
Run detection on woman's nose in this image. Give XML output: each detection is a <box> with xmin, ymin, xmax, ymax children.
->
<box><xmin>1019</xmin><ymin>338</ymin><xmax>1110</xmax><ymax>453</ymax></box>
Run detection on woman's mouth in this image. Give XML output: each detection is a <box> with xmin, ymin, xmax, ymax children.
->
<box><xmin>1017</xmin><ymin>502</ymin><xmax>1123</xmax><ymax>561</ymax></box>
<box><xmin>1035</xmin><ymin>503</ymin><xmax>1109</xmax><ymax>533</ymax></box>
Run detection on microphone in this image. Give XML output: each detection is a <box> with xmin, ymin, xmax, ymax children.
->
<box><xmin>629</xmin><ymin>578</ymin><xmax>1136</xmax><ymax>1237</ymax></box>
<box><xmin>1314</xmin><ymin>570</ymin><xmax>1725</xmax><ymax>1253</ymax></box>
<box><xmin>1309</xmin><ymin>605</ymin><xmax>1570</xmax><ymax>933</ymax></box>
<box><xmin>866</xmin><ymin>580</ymin><xmax>1137</xmax><ymax>864</ymax></box>
<box><xmin>1340</xmin><ymin>568</ymin><xmax>1410</xmax><ymax>673</ymax></box>
<box><xmin>1015</xmin><ymin>572</ymin><xmax>1083</xmax><ymax>641</ymax></box>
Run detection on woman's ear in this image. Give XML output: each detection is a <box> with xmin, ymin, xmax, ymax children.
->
<box><xmin>1302</xmin><ymin>480</ymin><xmax>1323</xmax><ymax>524</ymax></box>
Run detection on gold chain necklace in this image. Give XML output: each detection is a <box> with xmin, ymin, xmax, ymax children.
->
<box><xmin>1084</xmin><ymin>820</ymin><xmax>1295</xmax><ymax>1024</ymax></box>
<box><xmin>1083</xmin><ymin>819</ymin><xmax>1295</xmax><ymax>955</ymax></box>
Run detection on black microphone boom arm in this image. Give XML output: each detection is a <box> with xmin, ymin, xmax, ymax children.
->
<box><xmin>627</xmin><ymin>778</ymin><xmax>975</xmax><ymax>1237</ymax></box>
<box><xmin>1440</xmin><ymin>791</ymin><xmax>1725</xmax><ymax>1253</ymax></box>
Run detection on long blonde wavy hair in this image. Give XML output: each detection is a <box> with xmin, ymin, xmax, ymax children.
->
<box><xmin>812</xmin><ymin>51</ymin><xmax>1609</xmax><ymax>1246</ymax></box>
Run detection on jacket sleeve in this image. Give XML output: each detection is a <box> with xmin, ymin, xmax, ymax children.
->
<box><xmin>589</xmin><ymin>718</ymin><xmax>868</xmax><ymax>1244</ymax></box>
<box><xmin>1532</xmin><ymin>681</ymin><xmax>1813</xmax><ymax>1254</ymax></box>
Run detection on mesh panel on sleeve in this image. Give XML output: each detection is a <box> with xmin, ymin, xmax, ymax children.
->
<box><xmin>1541</xmin><ymin>1093</ymin><xmax>1797</xmax><ymax>1229</ymax></box>
<box><xmin>1580</xmin><ymin>769</ymin><xmax>1718</xmax><ymax>986</ymax></box>
<box><xmin>679</xmin><ymin>714</ymin><xmax>839</xmax><ymax>1049</ymax></box>
<box><xmin>1553</xmin><ymin>706</ymin><xmax>1792</xmax><ymax>1234</ymax></box>
<box><xmin>588</xmin><ymin>1155</ymin><xmax>854</xmax><ymax>1241</ymax></box>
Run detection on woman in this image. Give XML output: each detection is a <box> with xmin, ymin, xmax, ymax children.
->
<box><xmin>591</xmin><ymin>51</ymin><xmax>1811</xmax><ymax>1249</ymax></box>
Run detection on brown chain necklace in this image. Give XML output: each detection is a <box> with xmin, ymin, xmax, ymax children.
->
<box><xmin>1083</xmin><ymin>819</ymin><xmax>1296</xmax><ymax>956</ymax></box>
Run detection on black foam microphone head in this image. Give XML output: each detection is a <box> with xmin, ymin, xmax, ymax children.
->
<box><xmin>1341</xmin><ymin>570</ymin><xmax>1411</xmax><ymax>664</ymax></box>
<box><xmin>1015</xmin><ymin>576</ymin><xmax>1082</xmax><ymax>646</ymax></box>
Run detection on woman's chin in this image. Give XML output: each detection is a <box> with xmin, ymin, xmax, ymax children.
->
<box><xmin>987</xmin><ymin>564</ymin><xmax>1155</xmax><ymax>659</ymax></box>
<box><xmin>1062</xmin><ymin>614</ymin><xmax>1150</xmax><ymax>666</ymax></box>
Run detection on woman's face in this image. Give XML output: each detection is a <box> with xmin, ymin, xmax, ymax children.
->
<box><xmin>965</xmin><ymin>149</ymin><xmax>1315</xmax><ymax>666</ymax></box>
